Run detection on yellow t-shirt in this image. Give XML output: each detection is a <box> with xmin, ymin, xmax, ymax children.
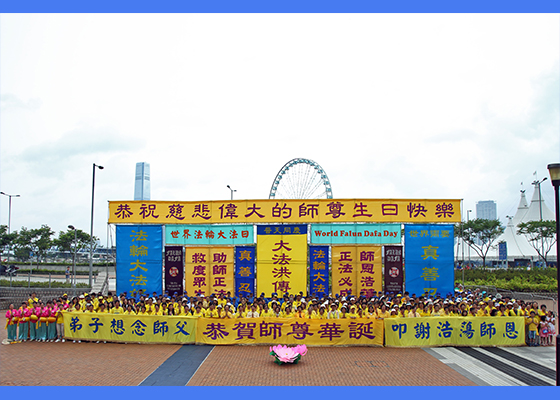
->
<box><xmin>111</xmin><ymin>307</ymin><xmax>124</xmax><ymax>314</ymax></box>
<box><xmin>526</xmin><ymin>316</ymin><xmax>539</xmax><ymax>331</ymax></box>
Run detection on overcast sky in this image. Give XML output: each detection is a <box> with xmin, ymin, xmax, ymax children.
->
<box><xmin>1</xmin><ymin>14</ymin><xmax>559</xmax><ymax>247</ymax></box>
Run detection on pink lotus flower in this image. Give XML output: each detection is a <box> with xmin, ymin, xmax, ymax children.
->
<box><xmin>293</xmin><ymin>344</ymin><xmax>307</xmax><ymax>356</ymax></box>
<box><xmin>270</xmin><ymin>344</ymin><xmax>307</xmax><ymax>364</ymax></box>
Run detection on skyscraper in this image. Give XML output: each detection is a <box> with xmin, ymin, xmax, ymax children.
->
<box><xmin>134</xmin><ymin>162</ymin><xmax>150</xmax><ymax>201</ymax></box>
<box><xmin>476</xmin><ymin>200</ymin><xmax>497</xmax><ymax>220</ymax></box>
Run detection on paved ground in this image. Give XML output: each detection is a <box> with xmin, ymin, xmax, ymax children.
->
<box><xmin>0</xmin><ymin>312</ymin><xmax>556</xmax><ymax>386</ymax></box>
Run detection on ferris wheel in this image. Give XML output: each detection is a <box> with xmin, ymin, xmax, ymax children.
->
<box><xmin>269</xmin><ymin>158</ymin><xmax>333</xmax><ymax>199</ymax></box>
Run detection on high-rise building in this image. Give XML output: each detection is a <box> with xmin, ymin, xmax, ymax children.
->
<box><xmin>476</xmin><ymin>200</ymin><xmax>497</xmax><ymax>220</ymax></box>
<box><xmin>134</xmin><ymin>162</ymin><xmax>150</xmax><ymax>200</ymax></box>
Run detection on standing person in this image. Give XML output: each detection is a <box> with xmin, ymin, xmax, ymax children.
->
<box><xmin>65</xmin><ymin>267</ymin><xmax>71</xmax><ymax>284</ymax></box>
<box><xmin>55</xmin><ymin>301</ymin><xmax>65</xmax><ymax>342</ymax></box>
<box><xmin>29</xmin><ymin>301</ymin><xmax>40</xmax><ymax>341</ymax></box>
<box><xmin>37</xmin><ymin>303</ymin><xmax>49</xmax><ymax>342</ymax></box>
<box><xmin>18</xmin><ymin>302</ymin><xmax>31</xmax><ymax>341</ymax></box>
<box><xmin>46</xmin><ymin>301</ymin><xmax>58</xmax><ymax>342</ymax></box>
<box><xmin>5</xmin><ymin>304</ymin><xmax>18</xmax><ymax>342</ymax></box>
<box><xmin>526</xmin><ymin>310</ymin><xmax>540</xmax><ymax>346</ymax></box>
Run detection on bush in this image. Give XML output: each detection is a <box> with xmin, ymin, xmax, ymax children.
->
<box><xmin>455</xmin><ymin>268</ymin><xmax>557</xmax><ymax>292</ymax></box>
<box><xmin>0</xmin><ymin>279</ymin><xmax>90</xmax><ymax>288</ymax></box>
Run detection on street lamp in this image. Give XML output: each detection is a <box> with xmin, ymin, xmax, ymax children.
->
<box><xmin>533</xmin><ymin>177</ymin><xmax>548</xmax><ymax>266</ymax></box>
<box><xmin>546</xmin><ymin>163</ymin><xmax>560</xmax><ymax>386</ymax></box>
<box><xmin>68</xmin><ymin>225</ymin><xmax>77</xmax><ymax>289</ymax></box>
<box><xmin>227</xmin><ymin>185</ymin><xmax>236</xmax><ymax>201</ymax></box>
<box><xmin>90</xmin><ymin>163</ymin><xmax>104</xmax><ymax>288</ymax></box>
<box><xmin>1</xmin><ymin>192</ymin><xmax>20</xmax><ymax>262</ymax></box>
<box><xmin>467</xmin><ymin>210</ymin><xmax>472</xmax><ymax>267</ymax></box>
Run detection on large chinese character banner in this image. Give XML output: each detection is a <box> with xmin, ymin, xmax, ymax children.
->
<box><xmin>209</xmin><ymin>247</ymin><xmax>234</xmax><ymax>296</ymax></box>
<box><xmin>166</xmin><ymin>224</ymin><xmax>254</xmax><ymax>245</ymax></box>
<box><xmin>256</xmin><ymin>225</ymin><xmax>308</xmax><ymax>297</ymax></box>
<box><xmin>331</xmin><ymin>246</ymin><xmax>382</xmax><ymax>297</ymax></box>
<box><xmin>197</xmin><ymin>317</ymin><xmax>383</xmax><ymax>346</ymax></box>
<box><xmin>109</xmin><ymin>199</ymin><xmax>461</xmax><ymax>224</ymax></box>
<box><xmin>384</xmin><ymin>245</ymin><xmax>404</xmax><ymax>295</ymax></box>
<box><xmin>384</xmin><ymin>317</ymin><xmax>525</xmax><ymax>347</ymax></box>
<box><xmin>164</xmin><ymin>246</ymin><xmax>184</xmax><ymax>296</ymax></box>
<box><xmin>309</xmin><ymin>246</ymin><xmax>329</xmax><ymax>297</ymax></box>
<box><xmin>332</xmin><ymin>247</ymin><xmax>356</xmax><ymax>297</ymax></box>
<box><xmin>116</xmin><ymin>225</ymin><xmax>163</xmax><ymax>297</ymax></box>
<box><xmin>310</xmin><ymin>224</ymin><xmax>401</xmax><ymax>245</ymax></box>
<box><xmin>235</xmin><ymin>246</ymin><xmax>256</xmax><ymax>298</ymax></box>
<box><xmin>185</xmin><ymin>247</ymin><xmax>235</xmax><ymax>296</ymax></box>
<box><xmin>356</xmin><ymin>246</ymin><xmax>382</xmax><ymax>297</ymax></box>
<box><xmin>64</xmin><ymin>312</ymin><xmax>196</xmax><ymax>344</ymax></box>
<box><xmin>404</xmin><ymin>224</ymin><xmax>454</xmax><ymax>297</ymax></box>
<box><xmin>185</xmin><ymin>248</ymin><xmax>210</xmax><ymax>296</ymax></box>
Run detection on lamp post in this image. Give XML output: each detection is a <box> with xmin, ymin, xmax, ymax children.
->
<box><xmin>467</xmin><ymin>210</ymin><xmax>472</xmax><ymax>268</ymax></box>
<box><xmin>227</xmin><ymin>185</ymin><xmax>236</xmax><ymax>200</ymax></box>
<box><xmin>90</xmin><ymin>163</ymin><xmax>104</xmax><ymax>288</ymax></box>
<box><xmin>546</xmin><ymin>163</ymin><xmax>560</xmax><ymax>386</ymax></box>
<box><xmin>533</xmin><ymin>177</ymin><xmax>548</xmax><ymax>266</ymax></box>
<box><xmin>0</xmin><ymin>192</ymin><xmax>20</xmax><ymax>262</ymax></box>
<box><xmin>68</xmin><ymin>225</ymin><xmax>77</xmax><ymax>289</ymax></box>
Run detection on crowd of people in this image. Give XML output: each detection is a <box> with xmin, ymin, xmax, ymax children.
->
<box><xmin>4</xmin><ymin>289</ymin><xmax>557</xmax><ymax>346</ymax></box>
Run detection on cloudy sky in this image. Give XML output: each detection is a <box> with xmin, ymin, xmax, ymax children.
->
<box><xmin>1</xmin><ymin>14</ymin><xmax>559</xmax><ymax>247</ymax></box>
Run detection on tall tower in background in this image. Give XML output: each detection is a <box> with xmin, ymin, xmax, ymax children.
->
<box><xmin>134</xmin><ymin>162</ymin><xmax>151</xmax><ymax>200</ymax></box>
<box><xmin>476</xmin><ymin>200</ymin><xmax>497</xmax><ymax>220</ymax></box>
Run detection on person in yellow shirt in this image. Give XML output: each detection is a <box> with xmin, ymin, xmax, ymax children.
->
<box><xmin>97</xmin><ymin>303</ymin><xmax>109</xmax><ymax>314</ymax></box>
<box><xmin>55</xmin><ymin>301</ymin><xmax>65</xmax><ymax>343</ymax></box>
<box><xmin>246</xmin><ymin>304</ymin><xmax>260</xmax><ymax>318</ymax></box>
<box><xmin>111</xmin><ymin>300</ymin><xmax>125</xmax><ymax>315</ymax></box>
<box><xmin>294</xmin><ymin>305</ymin><xmax>307</xmax><ymax>319</ymax></box>
<box><xmin>191</xmin><ymin>305</ymin><xmax>204</xmax><ymax>318</ymax></box>
<box><xmin>124</xmin><ymin>305</ymin><xmax>136</xmax><ymax>315</ymax></box>
<box><xmin>526</xmin><ymin>311</ymin><xmax>540</xmax><ymax>346</ymax></box>
<box><xmin>222</xmin><ymin>304</ymin><xmax>235</xmax><ymax>319</ymax></box>
<box><xmin>205</xmin><ymin>303</ymin><xmax>220</xmax><ymax>318</ymax></box>
<box><xmin>407</xmin><ymin>305</ymin><xmax>421</xmax><ymax>318</ymax></box>
<box><xmin>28</xmin><ymin>292</ymin><xmax>39</xmax><ymax>308</ymax></box>
<box><xmin>377</xmin><ymin>304</ymin><xmax>390</xmax><ymax>319</ymax></box>
<box><xmin>282</xmin><ymin>305</ymin><xmax>294</xmax><ymax>319</ymax></box>
<box><xmin>347</xmin><ymin>306</ymin><xmax>359</xmax><ymax>319</ymax></box>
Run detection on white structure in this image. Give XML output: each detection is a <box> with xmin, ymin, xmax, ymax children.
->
<box><xmin>134</xmin><ymin>162</ymin><xmax>151</xmax><ymax>201</ymax></box>
<box><xmin>496</xmin><ymin>185</ymin><xmax>556</xmax><ymax>260</ymax></box>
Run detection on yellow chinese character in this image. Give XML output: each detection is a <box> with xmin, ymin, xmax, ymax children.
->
<box><xmin>130</xmin><ymin>274</ymin><xmax>148</xmax><ymax>286</ymax></box>
<box><xmin>238</xmin><ymin>250</ymin><xmax>252</xmax><ymax>261</ymax></box>
<box><xmin>313</xmin><ymin>261</ymin><xmax>326</xmax><ymax>270</ymax></box>
<box><xmin>238</xmin><ymin>266</ymin><xmax>251</xmax><ymax>277</ymax></box>
<box><xmin>430</xmin><ymin>230</ymin><xmax>439</xmax><ymax>237</ymax></box>
<box><xmin>441</xmin><ymin>230</ymin><xmax>450</xmax><ymax>238</ymax></box>
<box><xmin>421</xmin><ymin>245</ymin><xmax>439</xmax><ymax>260</ymax></box>
<box><xmin>421</xmin><ymin>267</ymin><xmax>439</xmax><ymax>281</ymax></box>
<box><xmin>130</xmin><ymin>230</ymin><xmax>148</xmax><ymax>242</ymax></box>
<box><xmin>130</xmin><ymin>260</ymin><xmax>147</xmax><ymax>272</ymax></box>
<box><xmin>130</xmin><ymin>245</ymin><xmax>148</xmax><ymax>257</ymax></box>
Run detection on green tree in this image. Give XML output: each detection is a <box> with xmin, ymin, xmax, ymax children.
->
<box><xmin>456</xmin><ymin>219</ymin><xmax>505</xmax><ymax>268</ymax></box>
<box><xmin>0</xmin><ymin>225</ymin><xmax>18</xmax><ymax>257</ymax></box>
<box><xmin>13</xmin><ymin>225</ymin><xmax>54</xmax><ymax>263</ymax></box>
<box><xmin>53</xmin><ymin>229</ymin><xmax>96</xmax><ymax>261</ymax></box>
<box><xmin>517</xmin><ymin>220</ymin><xmax>557</xmax><ymax>266</ymax></box>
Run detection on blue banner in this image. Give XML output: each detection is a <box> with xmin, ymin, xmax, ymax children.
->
<box><xmin>166</xmin><ymin>224</ymin><xmax>254</xmax><ymax>245</ymax></box>
<box><xmin>498</xmin><ymin>242</ymin><xmax>507</xmax><ymax>261</ymax></box>
<box><xmin>309</xmin><ymin>245</ymin><xmax>329</xmax><ymax>298</ymax></box>
<box><xmin>235</xmin><ymin>246</ymin><xmax>255</xmax><ymax>299</ymax></box>
<box><xmin>310</xmin><ymin>224</ymin><xmax>401</xmax><ymax>244</ymax></box>
<box><xmin>117</xmin><ymin>225</ymin><xmax>163</xmax><ymax>297</ymax></box>
<box><xmin>404</xmin><ymin>224</ymin><xmax>454</xmax><ymax>297</ymax></box>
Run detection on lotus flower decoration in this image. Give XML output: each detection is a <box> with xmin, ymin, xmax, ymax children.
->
<box><xmin>269</xmin><ymin>344</ymin><xmax>307</xmax><ymax>365</ymax></box>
